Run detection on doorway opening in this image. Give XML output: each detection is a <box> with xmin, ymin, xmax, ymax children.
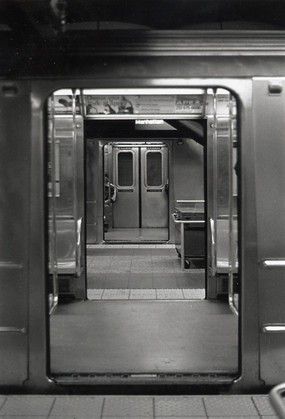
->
<box><xmin>47</xmin><ymin>88</ymin><xmax>239</xmax><ymax>383</ymax></box>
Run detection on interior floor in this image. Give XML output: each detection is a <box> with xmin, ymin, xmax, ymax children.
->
<box><xmin>87</xmin><ymin>245</ymin><xmax>205</xmax><ymax>290</ymax></box>
<box><xmin>104</xmin><ymin>227</ymin><xmax>169</xmax><ymax>242</ymax></box>
<box><xmin>51</xmin><ymin>300</ymin><xmax>238</xmax><ymax>374</ymax></box>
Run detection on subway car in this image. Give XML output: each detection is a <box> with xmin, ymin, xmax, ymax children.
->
<box><xmin>0</xmin><ymin>0</ymin><xmax>285</xmax><ymax>394</ymax></box>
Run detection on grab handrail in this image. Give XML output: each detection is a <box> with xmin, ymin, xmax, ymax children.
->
<box><xmin>228</xmin><ymin>93</ymin><xmax>239</xmax><ymax>317</ymax></box>
<box><xmin>263</xmin><ymin>259</ymin><xmax>285</xmax><ymax>268</ymax></box>
<box><xmin>176</xmin><ymin>199</ymin><xmax>205</xmax><ymax>203</ymax></box>
<box><xmin>76</xmin><ymin>217</ymin><xmax>83</xmax><ymax>277</ymax></box>
<box><xmin>49</xmin><ymin>93</ymin><xmax>59</xmax><ymax>315</ymax></box>
<box><xmin>228</xmin><ymin>277</ymin><xmax>238</xmax><ymax>316</ymax></box>
<box><xmin>209</xmin><ymin>218</ymin><xmax>216</xmax><ymax>276</ymax></box>
<box><xmin>171</xmin><ymin>212</ymin><xmax>205</xmax><ymax>225</ymax></box>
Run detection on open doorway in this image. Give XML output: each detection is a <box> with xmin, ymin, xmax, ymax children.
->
<box><xmin>86</xmin><ymin>135</ymin><xmax>205</xmax><ymax>299</ymax></box>
<box><xmin>47</xmin><ymin>89</ymin><xmax>239</xmax><ymax>381</ymax></box>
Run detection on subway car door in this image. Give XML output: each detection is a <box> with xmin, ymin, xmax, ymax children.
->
<box><xmin>140</xmin><ymin>145</ymin><xmax>169</xmax><ymax>228</ymax></box>
<box><xmin>112</xmin><ymin>146</ymin><xmax>140</xmax><ymax>228</ymax></box>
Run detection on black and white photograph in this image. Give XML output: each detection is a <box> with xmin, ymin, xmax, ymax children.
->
<box><xmin>0</xmin><ymin>0</ymin><xmax>285</xmax><ymax>418</ymax></box>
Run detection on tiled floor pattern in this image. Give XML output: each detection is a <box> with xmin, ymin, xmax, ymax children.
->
<box><xmin>87</xmin><ymin>288</ymin><xmax>205</xmax><ymax>300</ymax></box>
<box><xmin>0</xmin><ymin>395</ymin><xmax>278</xmax><ymax>418</ymax></box>
<box><xmin>87</xmin><ymin>246</ymin><xmax>205</xmax><ymax>290</ymax></box>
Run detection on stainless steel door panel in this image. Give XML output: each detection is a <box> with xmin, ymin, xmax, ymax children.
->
<box><xmin>253</xmin><ymin>78</ymin><xmax>285</xmax><ymax>385</ymax></box>
<box><xmin>112</xmin><ymin>146</ymin><xmax>139</xmax><ymax>228</ymax></box>
<box><xmin>0</xmin><ymin>82</ymin><xmax>29</xmax><ymax>385</ymax></box>
<box><xmin>141</xmin><ymin>146</ymin><xmax>168</xmax><ymax>228</ymax></box>
<box><xmin>0</xmin><ymin>265</ymin><xmax>28</xmax><ymax>384</ymax></box>
<box><xmin>0</xmin><ymin>334</ymin><xmax>28</xmax><ymax>385</ymax></box>
<box><xmin>260</xmin><ymin>333</ymin><xmax>285</xmax><ymax>385</ymax></box>
<box><xmin>0</xmin><ymin>265</ymin><xmax>26</xmax><ymax>328</ymax></box>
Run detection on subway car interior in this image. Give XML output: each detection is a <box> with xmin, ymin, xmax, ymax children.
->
<box><xmin>48</xmin><ymin>88</ymin><xmax>239</xmax><ymax>380</ymax></box>
<box><xmin>1</xmin><ymin>0</ymin><xmax>285</xmax><ymax>399</ymax></box>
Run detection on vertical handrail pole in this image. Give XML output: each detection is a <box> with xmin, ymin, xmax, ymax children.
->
<box><xmin>228</xmin><ymin>93</ymin><xmax>238</xmax><ymax>316</ymax></box>
<box><xmin>50</xmin><ymin>93</ymin><xmax>58</xmax><ymax>312</ymax></box>
<box><xmin>72</xmin><ymin>89</ymin><xmax>79</xmax><ymax>276</ymax></box>
<box><xmin>212</xmin><ymin>88</ymin><xmax>218</xmax><ymax>274</ymax></box>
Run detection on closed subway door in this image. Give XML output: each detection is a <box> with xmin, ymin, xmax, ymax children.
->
<box><xmin>112</xmin><ymin>146</ymin><xmax>140</xmax><ymax>228</ymax></box>
<box><xmin>141</xmin><ymin>145</ymin><xmax>169</xmax><ymax>228</ymax></box>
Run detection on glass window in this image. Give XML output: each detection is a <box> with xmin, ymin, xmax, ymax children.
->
<box><xmin>117</xmin><ymin>152</ymin><xmax>133</xmax><ymax>186</ymax></box>
<box><xmin>147</xmin><ymin>152</ymin><xmax>162</xmax><ymax>186</ymax></box>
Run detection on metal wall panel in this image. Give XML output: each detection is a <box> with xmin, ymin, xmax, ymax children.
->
<box><xmin>0</xmin><ymin>82</ymin><xmax>30</xmax><ymax>385</ymax></box>
<box><xmin>253</xmin><ymin>78</ymin><xmax>285</xmax><ymax>385</ymax></box>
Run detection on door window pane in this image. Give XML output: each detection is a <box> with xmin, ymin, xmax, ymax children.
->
<box><xmin>118</xmin><ymin>152</ymin><xmax>133</xmax><ymax>186</ymax></box>
<box><xmin>147</xmin><ymin>152</ymin><xmax>162</xmax><ymax>186</ymax></box>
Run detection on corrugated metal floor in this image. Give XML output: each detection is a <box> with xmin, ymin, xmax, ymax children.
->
<box><xmin>0</xmin><ymin>394</ymin><xmax>277</xmax><ymax>418</ymax></box>
<box><xmin>50</xmin><ymin>300</ymin><xmax>238</xmax><ymax>374</ymax></box>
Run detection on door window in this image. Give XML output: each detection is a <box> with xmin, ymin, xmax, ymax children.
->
<box><xmin>117</xmin><ymin>152</ymin><xmax>133</xmax><ymax>186</ymax></box>
<box><xmin>146</xmin><ymin>151</ymin><xmax>162</xmax><ymax>186</ymax></box>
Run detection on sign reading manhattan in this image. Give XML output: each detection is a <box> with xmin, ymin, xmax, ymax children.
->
<box><xmin>84</xmin><ymin>95</ymin><xmax>204</xmax><ymax>116</ymax></box>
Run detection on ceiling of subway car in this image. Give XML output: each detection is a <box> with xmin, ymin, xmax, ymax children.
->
<box><xmin>1</xmin><ymin>0</ymin><xmax>285</xmax><ymax>35</ymax></box>
<box><xmin>1</xmin><ymin>0</ymin><xmax>285</xmax><ymax>77</ymax></box>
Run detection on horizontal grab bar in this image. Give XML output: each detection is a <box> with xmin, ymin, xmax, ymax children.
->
<box><xmin>0</xmin><ymin>327</ymin><xmax>26</xmax><ymax>333</ymax></box>
<box><xmin>263</xmin><ymin>259</ymin><xmax>285</xmax><ymax>268</ymax></box>
<box><xmin>262</xmin><ymin>324</ymin><xmax>285</xmax><ymax>333</ymax></box>
<box><xmin>176</xmin><ymin>199</ymin><xmax>205</xmax><ymax>203</ymax></box>
<box><xmin>171</xmin><ymin>213</ymin><xmax>205</xmax><ymax>224</ymax></box>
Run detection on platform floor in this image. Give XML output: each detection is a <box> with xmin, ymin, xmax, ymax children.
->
<box><xmin>0</xmin><ymin>394</ymin><xmax>277</xmax><ymax>418</ymax></box>
<box><xmin>50</xmin><ymin>300</ymin><xmax>237</xmax><ymax>374</ymax></box>
<box><xmin>87</xmin><ymin>246</ymin><xmax>205</xmax><ymax>290</ymax></box>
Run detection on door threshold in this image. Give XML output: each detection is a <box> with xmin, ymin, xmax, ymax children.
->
<box><xmin>87</xmin><ymin>242</ymin><xmax>175</xmax><ymax>248</ymax></box>
<box><xmin>52</xmin><ymin>372</ymin><xmax>238</xmax><ymax>386</ymax></box>
<box><xmin>103</xmin><ymin>241</ymin><xmax>169</xmax><ymax>244</ymax></box>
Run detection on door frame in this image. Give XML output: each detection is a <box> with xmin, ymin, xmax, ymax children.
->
<box><xmin>102</xmin><ymin>140</ymin><xmax>170</xmax><ymax>243</ymax></box>
<box><xmin>23</xmin><ymin>81</ymin><xmax>259</xmax><ymax>391</ymax></box>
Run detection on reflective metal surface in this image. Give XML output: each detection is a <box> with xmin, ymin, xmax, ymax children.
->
<box><xmin>205</xmin><ymin>89</ymin><xmax>238</xmax><ymax>309</ymax></box>
<box><xmin>48</xmin><ymin>104</ymin><xmax>85</xmax><ymax>300</ymax></box>
<box><xmin>0</xmin><ymin>82</ymin><xmax>29</xmax><ymax>386</ymax></box>
<box><xmin>0</xmin><ymin>73</ymin><xmax>268</xmax><ymax>391</ymax></box>
<box><xmin>253</xmin><ymin>78</ymin><xmax>285</xmax><ymax>385</ymax></box>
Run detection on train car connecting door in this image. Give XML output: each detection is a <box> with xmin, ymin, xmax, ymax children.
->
<box><xmin>112</xmin><ymin>146</ymin><xmax>140</xmax><ymax>228</ymax></box>
<box><xmin>105</xmin><ymin>142</ymin><xmax>169</xmax><ymax>242</ymax></box>
<box><xmin>140</xmin><ymin>146</ymin><xmax>168</xmax><ymax>228</ymax></box>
